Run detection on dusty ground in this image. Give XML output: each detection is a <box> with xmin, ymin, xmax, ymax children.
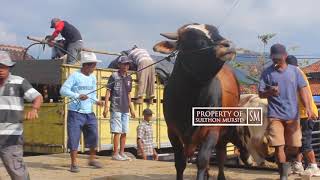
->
<box><xmin>0</xmin><ymin>154</ymin><xmax>317</xmax><ymax>180</ymax></box>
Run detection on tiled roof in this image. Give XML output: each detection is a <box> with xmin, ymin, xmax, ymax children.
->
<box><xmin>308</xmin><ymin>79</ymin><xmax>320</xmax><ymax>96</ymax></box>
<box><xmin>302</xmin><ymin>60</ymin><xmax>320</xmax><ymax>74</ymax></box>
<box><xmin>0</xmin><ymin>44</ymin><xmax>34</xmax><ymax>60</ymax></box>
<box><xmin>310</xmin><ymin>83</ymin><xmax>320</xmax><ymax>96</ymax></box>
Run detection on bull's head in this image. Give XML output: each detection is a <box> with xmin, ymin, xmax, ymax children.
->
<box><xmin>153</xmin><ymin>23</ymin><xmax>236</xmax><ymax>62</ymax></box>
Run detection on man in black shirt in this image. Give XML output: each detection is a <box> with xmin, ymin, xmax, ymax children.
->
<box><xmin>46</xmin><ymin>18</ymin><xmax>83</xmax><ymax>64</ymax></box>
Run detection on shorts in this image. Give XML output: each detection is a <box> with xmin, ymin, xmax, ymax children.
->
<box><xmin>146</xmin><ymin>155</ymin><xmax>153</xmax><ymax>160</ymax></box>
<box><xmin>137</xmin><ymin>155</ymin><xmax>153</xmax><ymax>160</ymax></box>
<box><xmin>0</xmin><ymin>145</ymin><xmax>29</xmax><ymax>180</ymax></box>
<box><xmin>110</xmin><ymin>112</ymin><xmax>130</xmax><ymax>134</ymax></box>
<box><xmin>300</xmin><ymin>118</ymin><xmax>315</xmax><ymax>153</ymax></box>
<box><xmin>267</xmin><ymin>118</ymin><xmax>302</xmax><ymax>147</ymax></box>
<box><xmin>67</xmin><ymin>111</ymin><xmax>98</xmax><ymax>151</ymax></box>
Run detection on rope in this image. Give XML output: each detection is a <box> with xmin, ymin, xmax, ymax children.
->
<box><xmin>217</xmin><ymin>0</ymin><xmax>241</xmax><ymax>29</ymax></box>
<box><xmin>23</xmin><ymin>41</ymin><xmax>80</xmax><ymax>63</ymax></box>
<box><xmin>33</xmin><ymin>51</ymin><xmax>177</xmax><ymax>115</ymax></box>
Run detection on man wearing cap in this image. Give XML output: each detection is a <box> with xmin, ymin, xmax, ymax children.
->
<box><xmin>46</xmin><ymin>18</ymin><xmax>83</xmax><ymax>64</ymax></box>
<box><xmin>286</xmin><ymin>55</ymin><xmax>320</xmax><ymax>176</ymax></box>
<box><xmin>259</xmin><ymin>44</ymin><xmax>316</xmax><ymax>180</ymax></box>
<box><xmin>137</xmin><ymin>108</ymin><xmax>158</xmax><ymax>160</ymax></box>
<box><xmin>0</xmin><ymin>51</ymin><xmax>43</xmax><ymax>180</ymax></box>
<box><xmin>60</xmin><ymin>52</ymin><xmax>104</xmax><ymax>172</ymax></box>
<box><xmin>103</xmin><ymin>56</ymin><xmax>135</xmax><ymax>161</ymax></box>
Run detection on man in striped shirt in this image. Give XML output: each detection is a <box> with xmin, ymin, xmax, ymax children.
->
<box><xmin>0</xmin><ymin>51</ymin><xmax>43</xmax><ymax>180</ymax></box>
<box><xmin>127</xmin><ymin>47</ymin><xmax>155</xmax><ymax>104</ymax></box>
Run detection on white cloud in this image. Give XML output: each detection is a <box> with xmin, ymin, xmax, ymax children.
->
<box><xmin>0</xmin><ymin>22</ymin><xmax>17</xmax><ymax>44</ymax></box>
<box><xmin>2</xmin><ymin>0</ymin><xmax>320</xmax><ymax>56</ymax></box>
<box><xmin>134</xmin><ymin>0</ymin><xmax>320</xmax><ymax>54</ymax></box>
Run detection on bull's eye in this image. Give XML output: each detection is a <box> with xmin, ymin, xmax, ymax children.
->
<box><xmin>199</xmin><ymin>40</ymin><xmax>208</xmax><ymax>48</ymax></box>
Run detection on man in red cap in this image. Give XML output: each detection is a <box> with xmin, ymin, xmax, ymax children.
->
<box><xmin>46</xmin><ymin>18</ymin><xmax>83</xmax><ymax>64</ymax></box>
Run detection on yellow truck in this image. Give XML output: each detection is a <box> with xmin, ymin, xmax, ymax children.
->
<box><xmin>12</xmin><ymin>59</ymin><xmax>235</xmax><ymax>155</ymax></box>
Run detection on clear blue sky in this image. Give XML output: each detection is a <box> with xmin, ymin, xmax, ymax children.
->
<box><xmin>1</xmin><ymin>0</ymin><xmax>320</xmax><ymax>61</ymax></box>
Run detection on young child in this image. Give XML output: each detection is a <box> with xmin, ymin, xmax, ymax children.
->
<box><xmin>137</xmin><ymin>109</ymin><xmax>158</xmax><ymax>160</ymax></box>
<box><xmin>103</xmin><ymin>56</ymin><xmax>135</xmax><ymax>161</ymax></box>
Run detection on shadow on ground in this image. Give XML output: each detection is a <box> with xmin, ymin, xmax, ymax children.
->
<box><xmin>91</xmin><ymin>174</ymin><xmax>280</xmax><ymax>180</ymax></box>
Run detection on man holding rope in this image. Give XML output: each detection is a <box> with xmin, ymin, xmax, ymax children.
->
<box><xmin>46</xmin><ymin>18</ymin><xmax>83</xmax><ymax>64</ymax></box>
<box><xmin>60</xmin><ymin>51</ymin><xmax>104</xmax><ymax>173</ymax></box>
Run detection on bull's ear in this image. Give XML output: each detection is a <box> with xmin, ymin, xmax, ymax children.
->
<box><xmin>153</xmin><ymin>41</ymin><xmax>177</xmax><ymax>54</ymax></box>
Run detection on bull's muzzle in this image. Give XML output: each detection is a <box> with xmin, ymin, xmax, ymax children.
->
<box><xmin>214</xmin><ymin>40</ymin><xmax>236</xmax><ymax>62</ymax></box>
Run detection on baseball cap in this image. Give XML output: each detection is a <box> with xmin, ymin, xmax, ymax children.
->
<box><xmin>80</xmin><ymin>52</ymin><xmax>102</xmax><ymax>64</ymax></box>
<box><xmin>270</xmin><ymin>43</ymin><xmax>287</xmax><ymax>59</ymax></box>
<box><xmin>143</xmin><ymin>108</ymin><xmax>153</xmax><ymax>116</ymax></box>
<box><xmin>50</xmin><ymin>18</ymin><xmax>61</xmax><ymax>28</ymax></box>
<box><xmin>118</xmin><ymin>56</ymin><xmax>132</xmax><ymax>64</ymax></box>
<box><xmin>286</xmin><ymin>55</ymin><xmax>298</xmax><ymax>66</ymax></box>
<box><xmin>0</xmin><ymin>51</ymin><xmax>15</xmax><ymax>67</ymax></box>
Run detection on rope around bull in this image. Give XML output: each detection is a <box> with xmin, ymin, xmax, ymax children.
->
<box><xmin>23</xmin><ymin>40</ymin><xmax>178</xmax><ymax>114</ymax></box>
<box><xmin>22</xmin><ymin>39</ymin><xmax>272</xmax><ymax>116</ymax></box>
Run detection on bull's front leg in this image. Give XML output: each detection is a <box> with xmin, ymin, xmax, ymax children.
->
<box><xmin>168</xmin><ymin>130</ymin><xmax>186</xmax><ymax>180</ymax></box>
<box><xmin>216</xmin><ymin>142</ymin><xmax>227</xmax><ymax>180</ymax></box>
<box><xmin>196</xmin><ymin>132</ymin><xmax>218</xmax><ymax>180</ymax></box>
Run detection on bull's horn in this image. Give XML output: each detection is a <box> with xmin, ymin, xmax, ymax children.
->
<box><xmin>160</xmin><ymin>32</ymin><xmax>178</xmax><ymax>40</ymax></box>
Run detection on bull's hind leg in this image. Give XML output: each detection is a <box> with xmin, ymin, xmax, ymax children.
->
<box><xmin>197</xmin><ymin>132</ymin><xmax>218</xmax><ymax>180</ymax></box>
<box><xmin>168</xmin><ymin>130</ymin><xmax>186</xmax><ymax>180</ymax></box>
<box><xmin>230</xmin><ymin>128</ymin><xmax>253</xmax><ymax>167</ymax></box>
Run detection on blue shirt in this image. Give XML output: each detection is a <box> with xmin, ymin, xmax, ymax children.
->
<box><xmin>60</xmin><ymin>70</ymin><xmax>98</xmax><ymax>114</ymax></box>
<box><xmin>259</xmin><ymin>64</ymin><xmax>307</xmax><ymax>120</ymax></box>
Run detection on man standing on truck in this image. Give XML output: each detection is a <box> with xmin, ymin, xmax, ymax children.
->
<box><xmin>46</xmin><ymin>18</ymin><xmax>83</xmax><ymax>64</ymax></box>
<box><xmin>123</xmin><ymin>46</ymin><xmax>155</xmax><ymax>104</ymax></box>
<box><xmin>60</xmin><ymin>52</ymin><xmax>104</xmax><ymax>173</ymax></box>
<box><xmin>103</xmin><ymin>56</ymin><xmax>136</xmax><ymax>161</ymax></box>
<box><xmin>0</xmin><ymin>51</ymin><xmax>43</xmax><ymax>180</ymax></box>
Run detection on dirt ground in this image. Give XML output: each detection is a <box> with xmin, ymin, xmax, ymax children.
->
<box><xmin>0</xmin><ymin>154</ymin><xmax>318</xmax><ymax>180</ymax></box>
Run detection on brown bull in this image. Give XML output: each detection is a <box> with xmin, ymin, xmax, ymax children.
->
<box><xmin>153</xmin><ymin>23</ymin><xmax>252</xmax><ymax>180</ymax></box>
